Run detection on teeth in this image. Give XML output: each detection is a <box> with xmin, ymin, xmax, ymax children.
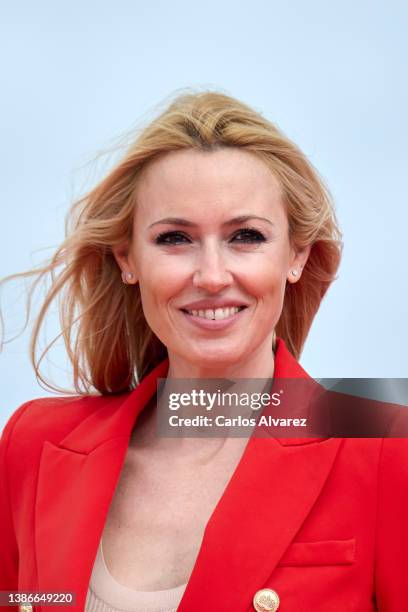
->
<box><xmin>186</xmin><ymin>307</ymin><xmax>242</xmax><ymax>320</ymax></box>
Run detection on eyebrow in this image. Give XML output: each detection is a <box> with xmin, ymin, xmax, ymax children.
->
<box><xmin>148</xmin><ymin>215</ymin><xmax>275</xmax><ymax>229</ymax></box>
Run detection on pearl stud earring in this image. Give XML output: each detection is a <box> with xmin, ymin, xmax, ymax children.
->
<box><xmin>121</xmin><ymin>271</ymin><xmax>134</xmax><ymax>284</ymax></box>
<box><xmin>291</xmin><ymin>269</ymin><xmax>298</xmax><ymax>277</ymax></box>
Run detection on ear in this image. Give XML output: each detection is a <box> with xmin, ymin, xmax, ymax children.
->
<box><xmin>112</xmin><ymin>242</ymin><xmax>138</xmax><ymax>285</ymax></box>
<box><xmin>287</xmin><ymin>244</ymin><xmax>311</xmax><ymax>284</ymax></box>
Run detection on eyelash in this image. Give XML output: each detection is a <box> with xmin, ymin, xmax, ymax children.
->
<box><xmin>154</xmin><ymin>227</ymin><xmax>267</xmax><ymax>245</ymax></box>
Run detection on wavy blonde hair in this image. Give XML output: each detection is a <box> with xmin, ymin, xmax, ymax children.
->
<box><xmin>1</xmin><ymin>89</ymin><xmax>342</xmax><ymax>395</ymax></box>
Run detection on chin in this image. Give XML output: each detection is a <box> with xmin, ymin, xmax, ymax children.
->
<box><xmin>188</xmin><ymin>347</ymin><xmax>243</xmax><ymax>368</ymax></box>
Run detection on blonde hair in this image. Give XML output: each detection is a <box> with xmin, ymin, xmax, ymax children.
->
<box><xmin>1</xmin><ymin>89</ymin><xmax>342</xmax><ymax>395</ymax></box>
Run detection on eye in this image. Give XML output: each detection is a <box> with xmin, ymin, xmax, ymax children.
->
<box><xmin>155</xmin><ymin>231</ymin><xmax>190</xmax><ymax>245</ymax></box>
<box><xmin>231</xmin><ymin>228</ymin><xmax>266</xmax><ymax>243</ymax></box>
<box><xmin>154</xmin><ymin>227</ymin><xmax>267</xmax><ymax>246</ymax></box>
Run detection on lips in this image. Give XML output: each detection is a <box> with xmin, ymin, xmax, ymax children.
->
<box><xmin>179</xmin><ymin>304</ymin><xmax>249</xmax><ymax>330</ymax></box>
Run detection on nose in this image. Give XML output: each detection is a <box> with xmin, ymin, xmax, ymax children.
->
<box><xmin>192</xmin><ymin>240</ymin><xmax>233</xmax><ymax>292</ymax></box>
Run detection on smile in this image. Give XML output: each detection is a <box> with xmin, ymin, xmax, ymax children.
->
<box><xmin>182</xmin><ymin>306</ymin><xmax>246</xmax><ymax>320</ymax></box>
<box><xmin>179</xmin><ymin>306</ymin><xmax>248</xmax><ymax>330</ymax></box>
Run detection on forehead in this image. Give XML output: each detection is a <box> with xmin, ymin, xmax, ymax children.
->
<box><xmin>134</xmin><ymin>147</ymin><xmax>284</xmax><ymax>222</ymax></box>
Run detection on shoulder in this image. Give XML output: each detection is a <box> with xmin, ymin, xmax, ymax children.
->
<box><xmin>1</xmin><ymin>394</ymin><xmax>128</xmax><ymax>495</ymax></box>
<box><xmin>374</xmin><ymin>438</ymin><xmax>408</xmax><ymax>601</ymax></box>
<box><xmin>1</xmin><ymin>394</ymin><xmax>117</xmax><ymax>458</ymax></box>
<box><xmin>339</xmin><ymin>437</ymin><xmax>408</xmax><ymax>466</ymax></box>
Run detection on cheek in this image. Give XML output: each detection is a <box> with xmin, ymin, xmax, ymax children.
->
<box><xmin>247</xmin><ymin>269</ymin><xmax>288</xmax><ymax>331</ymax></box>
<box><xmin>238</xmin><ymin>239</ymin><xmax>291</xmax><ymax>291</ymax></box>
<box><xmin>137</xmin><ymin>253</ymin><xmax>187</xmax><ymax>307</ymax></box>
<box><xmin>243</xmin><ymin>260</ymin><xmax>288</xmax><ymax>299</ymax></box>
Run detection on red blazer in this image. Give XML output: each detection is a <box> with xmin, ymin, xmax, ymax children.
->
<box><xmin>1</xmin><ymin>338</ymin><xmax>408</xmax><ymax>611</ymax></box>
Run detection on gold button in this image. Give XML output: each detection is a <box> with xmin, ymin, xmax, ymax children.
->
<box><xmin>253</xmin><ymin>588</ymin><xmax>280</xmax><ymax>611</ymax></box>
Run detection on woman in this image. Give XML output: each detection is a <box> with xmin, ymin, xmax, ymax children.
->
<box><xmin>1</xmin><ymin>91</ymin><xmax>407</xmax><ymax>612</ymax></box>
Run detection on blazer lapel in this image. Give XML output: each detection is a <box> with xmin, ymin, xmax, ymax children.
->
<box><xmin>177</xmin><ymin>435</ymin><xmax>343</xmax><ymax>611</ymax></box>
<box><xmin>34</xmin><ymin>358</ymin><xmax>169</xmax><ymax>609</ymax></box>
<box><xmin>34</xmin><ymin>340</ymin><xmax>342</xmax><ymax>611</ymax></box>
<box><xmin>178</xmin><ymin>340</ymin><xmax>343</xmax><ymax>610</ymax></box>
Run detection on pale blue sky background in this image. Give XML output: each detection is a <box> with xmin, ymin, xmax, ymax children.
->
<box><xmin>1</xmin><ymin>1</ymin><xmax>407</xmax><ymax>428</ymax></box>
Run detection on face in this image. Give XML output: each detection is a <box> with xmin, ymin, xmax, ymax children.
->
<box><xmin>113</xmin><ymin>148</ymin><xmax>310</xmax><ymax>376</ymax></box>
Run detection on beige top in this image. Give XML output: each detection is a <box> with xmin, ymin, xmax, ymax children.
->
<box><xmin>85</xmin><ymin>537</ymin><xmax>188</xmax><ymax>612</ymax></box>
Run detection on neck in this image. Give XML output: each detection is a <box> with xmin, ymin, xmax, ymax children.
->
<box><xmin>131</xmin><ymin>335</ymin><xmax>278</xmax><ymax>463</ymax></box>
